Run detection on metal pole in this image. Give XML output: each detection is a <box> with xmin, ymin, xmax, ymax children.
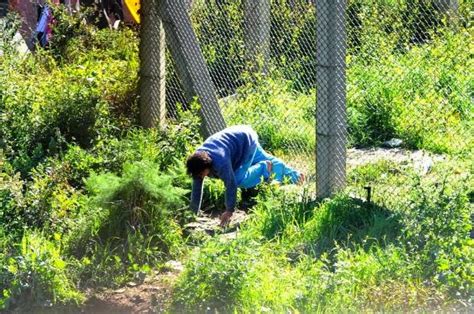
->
<box><xmin>316</xmin><ymin>0</ymin><xmax>347</xmax><ymax>198</ymax></box>
<box><xmin>139</xmin><ymin>0</ymin><xmax>167</xmax><ymax>129</ymax></box>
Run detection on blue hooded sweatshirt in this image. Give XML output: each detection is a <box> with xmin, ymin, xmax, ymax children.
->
<box><xmin>190</xmin><ymin>125</ymin><xmax>258</xmax><ymax>213</ymax></box>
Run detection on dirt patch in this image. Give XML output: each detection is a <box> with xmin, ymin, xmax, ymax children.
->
<box><xmin>83</xmin><ymin>263</ymin><xmax>182</xmax><ymax>314</ymax></box>
<box><xmin>184</xmin><ymin>209</ymin><xmax>248</xmax><ymax>237</ymax></box>
<box><xmin>348</xmin><ymin>148</ymin><xmax>445</xmax><ymax>174</ymax></box>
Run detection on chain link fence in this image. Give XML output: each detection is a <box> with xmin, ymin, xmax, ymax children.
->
<box><xmin>343</xmin><ymin>0</ymin><xmax>471</xmax><ymax>204</ymax></box>
<box><xmin>140</xmin><ymin>0</ymin><xmax>472</xmax><ymax>198</ymax></box>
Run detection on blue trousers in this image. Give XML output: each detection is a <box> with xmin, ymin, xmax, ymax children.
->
<box><xmin>234</xmin><ymin>145</ymin><xmax>300</xmax><ymax>189</ymax></box>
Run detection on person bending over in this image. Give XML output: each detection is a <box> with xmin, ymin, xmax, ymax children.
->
<box><xmin>186</xmin><ymin>125</ymin><xmax>304</xmax><ymax>226</ymax></box>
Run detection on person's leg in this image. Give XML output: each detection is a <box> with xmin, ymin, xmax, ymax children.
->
<box><xmin>268</xmin><ymin>158</ymin><xmax>300</xmax><ymax>184</ymax></box>
<box><xmin>253</xmin><ymin>144</ymin><xmax>301</xmax><ymax>184</ymax></box>
<box><xmin>237</xmin><ymin>144</ymin><xmax>302</xmax><ymax>188</ymax></box>
<box><xmin>235</xmin><ymin>145</ymin><xmax>272</xmax><ymax>188</ymax></box>
<box><xmin>234</xmin><ymin>146</ymin><xmax>257</xmax><ymax>184</ymax></box>
<box><xmin>237</xmin><ymin>160</ymin><xmax>270</xmax><ymax>188</ymax></box>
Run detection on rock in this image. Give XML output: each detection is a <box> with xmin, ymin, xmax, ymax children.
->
<box><xmin>382</xmin><ymin>138</ymin><xmax>403</xmax><ymax>148</ymax></box>
<box><xmin>412</xmin><ymin>151</ymin><xmax>434</xmax><ymax>175</ymax></box>
<box><xmin>220</xmin><ymin>231</ymin><xmax>238</xmax><ymax>241</ymax></box>
<box><xmin>131</xmin><ymin>294</ymin><xmax>145</xmax><ymax>304</ymax></box>
<box><xmin>184</xmin><ymin>210</ymin><xmax>248</xmax><ymax>237</ymax></box>
<box><xmin>164</xmin><ymin>260</ymin><xmax>184</xmax><ymax>272</ymax></box>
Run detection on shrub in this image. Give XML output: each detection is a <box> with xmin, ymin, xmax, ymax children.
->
<box><xmin>66</xmin><ymin>160</ymin><xmax>189</xmax><ymax>287</ymax></box>
<box><xmin>0</xmin><ymin>11</ymin><xmax>140</xmax><ymax>175</ymax></box>
<box><xmin>173</xmin><ymin>236</ymin><xmax>255</xmax><ymax>312</ymax></box>
<box><xmin>397</xmin><ymin>174</ymin><xmax>472</xmax><ymax>297</ymax></box>
<box><xmin>0</xmin><ymin>231</ymin><xmax>84</xmax><ymax>311</ymax></box>
<box><xmin>0</xmin><ymin>151</ymin><xmax>25</xmax><ymax>236</ymax></box>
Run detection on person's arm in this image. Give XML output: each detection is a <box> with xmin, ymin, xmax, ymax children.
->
<box><xmin>217</xmin><ymin>164</ymin><xmax>237</xmax><ymax>227</ymax></box>
<box><xmin>217</xmin><ymin>162</ymin><xmax>238</xmax><ymax>212</ymax></box>
<box><xmin>190</xmin><ymin>177</ymin><xmax>204</xmax><ymax>213</ymax></box>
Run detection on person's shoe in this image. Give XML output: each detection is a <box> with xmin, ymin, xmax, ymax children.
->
<box><xmin>241</xmin><ymin>187</ymin><xmax>258</xmax><ymax>210</ymax></box>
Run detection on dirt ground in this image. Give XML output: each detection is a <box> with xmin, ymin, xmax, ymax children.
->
<box><xmin>80</xmin><ymin>211</ymin><xmax>248</xmax><ymax>313</ymax></box>
<box><xmin>82</xmin><ymin>263</ymin><xmax>182</xmax><ymax>314</ymax></box>
<box><xmin>347</xmin><ymin>147</ymin><xmax>445</xmax><ymax>174</ymax></box>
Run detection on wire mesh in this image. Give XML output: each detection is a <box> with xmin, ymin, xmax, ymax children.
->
<box><xmin>164</xmin><ymin>0</ymin><xmax>320</xmax><ymax>185</ymax></box>
<box><xmin>141</xmin><ymin>0</ymin><xmax>472</xmax><ymax>198</ymax></box>
<box><xmin>344</xmin><ymin>0</ymin><xmax>471</xmax><ymax>203</ymax></box>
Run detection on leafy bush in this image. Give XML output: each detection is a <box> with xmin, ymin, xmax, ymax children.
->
<box><xmin>0</xmin><ymin>11</ymin><xmax>139</xmax><ymax>175</ymax></box>
<box><xmin>397</xmin><ymin>175</ymin><xmax>473</xmax><ymax>297</ymax></box>
<box><xmin>65</xmin><ymin>161</ymin><xmax>189</xmax><ymax>287</ymax></box>
<box><xmin>173</xmin><ymin>236</ymin><xmax>253</xmax><ymax>312</ymax></box>
<box><xmin>86</xmin><ymin>161</ymin><xmax>188</xmax><ymax>241</ymax></box>
<box><xmin>0</xmin><ymin>231</ymin><xmax>84</xmax><ymax>311</ymax></box>
<box><xmin>0</xmin><ymin>151</ymin><xmax>25</xmax><ymax>236</ymax></box>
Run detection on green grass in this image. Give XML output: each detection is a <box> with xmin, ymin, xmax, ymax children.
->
<box><xmin>0</xmin><ymin>231</ymin><xmax>85</xmax><ymax>310</ymax></box>
<box><xmin>221</xmin><ymin>76</ymin><xmax>315</xmax><ymax>156</ymax></box>
<box><xmin>172</xmin><ymin>158</ymin><xmax>473</xmax><ymax>312</ymax></box>
<box><xmin>348</xmin><ymin>27</ymin><xmax>473</xmax><ymax>154</ymax></box>
<box><xmin>0</xmin><ymin>3</ymin><xmax>473</xmax><ymax>312</ymax></box>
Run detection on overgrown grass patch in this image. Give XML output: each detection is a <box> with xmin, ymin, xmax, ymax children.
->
<box><xmin>173</xmin><ymin>157</ymin><xmax>473</xmax><ymax>312</ymax></box>
<box><xmin>0</xmin><ymin>231</ymin><xmax>84</xmax><ymax>310</ymax></box>
<box><xmin>348</xmin><ymin>27</ymin><xmax>473</xmax><ymax>153</ymax></box>
<box><xmin>221</xmin><ymin>76</ymin><xmax>315</xmax><ymax>155</ymax></box>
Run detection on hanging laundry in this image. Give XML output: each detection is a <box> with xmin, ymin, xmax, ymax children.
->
<box><xmin>33</xmin><ymin>5</ymin><xmax>54</xmax><ymax>48</ymax></box>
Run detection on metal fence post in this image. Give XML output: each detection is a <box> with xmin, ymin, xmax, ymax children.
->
<box><xmin>139</xmin><ymin>0</ymin><xmax>167</xmax><ymax>129</ymax></box>
<box><xmin>158</xmin><ymin>0</ymin><xmax>226</xmax><ymax>137</ymax></box>
<box><xmin>316</xmin><ymin>0</ymin><xmax>347</xmax><ymax>198</ymax></box>
<box><xmin>244</xmin><ymin>0</ymin><xmax>270</xmax><ymax>72</ymax></box>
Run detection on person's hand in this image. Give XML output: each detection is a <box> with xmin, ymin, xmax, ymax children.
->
<box><xmin>219</xmin><ymin>210</ymin><xmax>233</xmax><ymax>227</ymax></box>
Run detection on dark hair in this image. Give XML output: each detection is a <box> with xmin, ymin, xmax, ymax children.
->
<box><xmin>186</xmin><ymin>151</ymin><xmax>212</xmax><ymax>177</ymax></box>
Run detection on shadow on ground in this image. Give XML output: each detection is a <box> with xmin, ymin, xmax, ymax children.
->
<box><xmin>300</xmin><ymin>196</ymin><xmax>402</xmax><ymax>259</ymax></box>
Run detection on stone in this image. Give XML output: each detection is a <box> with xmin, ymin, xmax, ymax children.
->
<box><xmin>382</xmin><ymin>138</ymin><xmax>403</xmax><ymax>148</ymax></box>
